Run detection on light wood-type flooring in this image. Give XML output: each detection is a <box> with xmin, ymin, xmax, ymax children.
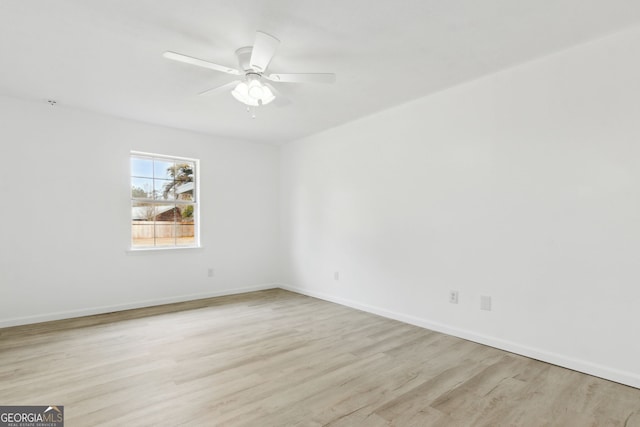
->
<box><xmin>1</xmin><ymin>289</ymin><xmax>639</xmax><ymax>426</ymax></box>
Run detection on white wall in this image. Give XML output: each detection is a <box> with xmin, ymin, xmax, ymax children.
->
<box><xmin>280</xmin><ymin>26</ymin><xmax>640</xmax><ymax>388</ymax></box>
<box><xmin>2</xmin><ymin>25</ymin><xmax>639</xmax><ymax>389</ymax></box>
<box><xmin>0</xmin><ymin>95</ymin><xmax>280</xmax><ymax>326</ymax></box>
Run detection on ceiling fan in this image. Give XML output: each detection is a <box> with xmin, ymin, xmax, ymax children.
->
<box><xmin>163</xmin><ymin>31</ymin><xmax>336</xmax><ymax>113</ymax></box>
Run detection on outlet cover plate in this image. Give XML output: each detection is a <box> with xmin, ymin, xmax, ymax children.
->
<box><xmin>449</xmin><ymin>290</ymin><xmax>459</xmax><ymax>304</ymax></box>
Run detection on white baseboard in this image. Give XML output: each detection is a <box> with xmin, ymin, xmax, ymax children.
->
<box><xmin>0</xmin><ymin>283</ymin><xmax>277</xmax><ymax>328</ymax></box>
<box><xmin>279</xmin><ymin>284</ymin><xmax>640</xmax><ymax>390</ymax></box>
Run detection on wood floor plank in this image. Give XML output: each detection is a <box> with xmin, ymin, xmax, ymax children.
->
<box><xmin>1</xmin><ymin>289</ymin><xmax>639</xmax><ymax>426</ymax></box>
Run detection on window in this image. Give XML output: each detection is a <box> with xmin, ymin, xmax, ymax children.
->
<box><xmin>130</xmin><ymin>152</ymin><xmax>199</xmax><ymax>249</ymax></box>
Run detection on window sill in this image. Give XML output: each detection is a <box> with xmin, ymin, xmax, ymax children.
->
<box><xmin>126</xmin><ymin>246</ymin><xmax>204</xmax><ymax>255</ymax></box>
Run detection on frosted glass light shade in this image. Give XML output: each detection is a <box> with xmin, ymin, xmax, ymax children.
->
<box><xmin>231</xmin><ymin>81</ymin><xmax>275</xmax><ymax>106</ymax></box>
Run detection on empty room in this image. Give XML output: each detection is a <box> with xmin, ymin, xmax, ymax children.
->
<box><xmin>1</xmin><ymin>1</ymin><xmax>640</xmax><ymax>426</ymax></box>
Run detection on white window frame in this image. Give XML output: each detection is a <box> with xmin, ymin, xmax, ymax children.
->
<box><xmin>129</xmin><ymin>151</ymin><xmax>200</xmax><ymax>250</ymax></box>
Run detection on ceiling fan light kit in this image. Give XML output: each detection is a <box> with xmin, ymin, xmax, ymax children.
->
<box><xmin>164</xmin><ymin>30</ymin><xmax>335</xmax><ymax>114</ymax></box>
<box><xmin>231</xmin><ymin>76</ymin><xmax>275</xmax><ymax>107</ymax></box>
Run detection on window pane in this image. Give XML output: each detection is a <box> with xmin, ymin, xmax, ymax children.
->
<box><xmin>176</xmin><ymin>161</ymin><xmax>195</xmax><ymax>179</ymax></box>
<box><xmin>154</xmin><ymin>159</ymin><xmax>175</xmax><ymax>180</ymax></box>
<box><xmin>131</xmin><ymin>202</ymin><xmax>155</xmax><ymax>247</ymax></box>
<box><xmin>154</xmin><ymin>179</ymin><xmax>175</xmax><ymax>200</ymax></box>
<box><xmin>131</xmin><ymin>177</ymin><xmax>153</xmax><ymax>199</ymax></box>
<box><xmin>175</xmin><ymin>181</ymin><xmax>194</xmax><ymax>201</ymax></box>
<box><xmin>131</xmin><ymin>202</ymin><xmax>156</xmax><ymax>221</ymax></box>
<box><xmin>177</xmin><ymin>203</ymin><xmax>196</xmax><ymax>246</ymax></box>
<box><xmin>175</xmin><ymin>162</ymin><xmax>195</xmax><ymax>201</ymax></box>
<box><xmin>131</xmin><ymin>157</ymin><xmax>153</xmax><ymax>178</ymax></box>
<box><xmin>154</xmin><ymin>203</ymin><xmax>177</xmax><ymax>246</ymax></box>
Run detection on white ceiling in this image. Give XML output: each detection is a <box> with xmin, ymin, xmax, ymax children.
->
<box><xmin>1</xmin><ymin>1</ymin><xmax>640</xmax><ymax>144</ymax></box>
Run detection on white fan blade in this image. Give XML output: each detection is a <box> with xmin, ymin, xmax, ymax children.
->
<box><xmin>199</xmin><ymin>80</ymin><xmax>241</xmax><ymax>96</ymax></box>
<box><xmin>250</xmin><ymin>31</ymin><xmax>280</xmax><ymax>72</ymax></box>
<box><xmin>263</xmin><ymin>82</ymin><xmax>291</xmax><ymax>107</ymax></box>
<box><xmin>163</xmin><ymin>51</ymin><xmax>242</xmax><ymax>76</ymax></box>
<box><xmin>265</xmin><ymin>73</ymin><xmax>336</xmax><ymax>84</ymax></box>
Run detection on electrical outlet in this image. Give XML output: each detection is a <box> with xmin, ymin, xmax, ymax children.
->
<box><xmin>481</xmin><ymin>295</ymin><xmax>492</xmax><ymax>311</ymax></box>
<box><xmin>207</xmin><ymin>268</ymin><xmax>215</xmax><ymax>278</ymax></box>
<box><xmin>334</xmin><ymin>271</ymin><xmax>340</xmax><ymax>281</ymax></box>
<box><xmin>449</xmin><ymin>290</ymin><xmax>459</xmax><ymax>304</ymax></box>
